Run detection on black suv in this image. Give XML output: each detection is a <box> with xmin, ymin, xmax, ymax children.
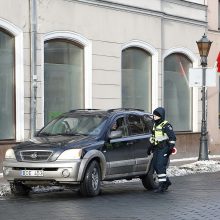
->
<box><xmin>3</xmin><ymin>109</ymin><xmax>157</xmax><ymax>197</ymax></box>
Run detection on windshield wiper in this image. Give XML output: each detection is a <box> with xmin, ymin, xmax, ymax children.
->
<box><xmin>39</xmin><ymin>132</ymin><xmax>88</xmax><ymax>136</ymax></box>
<box><xmin>52</xmin><ymin>133</ymin><xmax>73</xmax><ymax>136</ymax></box>
<box><xmin>38</xmin><ymin>132</ymin><xmax>52</xmax><ymax>136</ymax></box>
<box><xmin>59</xmin><ymin>132</ymin><xmax>88</xmax><ymax>136</ymax></box>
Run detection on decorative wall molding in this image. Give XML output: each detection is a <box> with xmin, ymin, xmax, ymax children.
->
<box><xmin>42</xmin><ymin>31</ymin><xmax>92</xmax><ymax>123</ymax></box>
<box><xmin>163</xmin><ymin>47</ymin><xmax>199</xmax><ymax>132</ymax></box>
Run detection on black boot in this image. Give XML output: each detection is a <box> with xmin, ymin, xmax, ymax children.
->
<box><xmin>154</xmin><ymin>182</ymin><xmax>166</xmax><ymax>193</ymax></box>
<box><xmin>163</xmin><ymin>178</ymin><xmax>172</xmax><ymax>191</ymax></box>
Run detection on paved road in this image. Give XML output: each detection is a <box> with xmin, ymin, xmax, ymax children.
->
<box><xmin>1</xmin><ymin>172</ymin><xmax>220</xmax><ymax>220</ymax></box>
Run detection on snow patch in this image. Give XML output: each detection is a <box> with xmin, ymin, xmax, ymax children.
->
<box><xmin>0</xmin><ymin>184</ymin><xmax>10</xmax><ymax>197</ymax></box>
<box><xmin>167</xmin><ymin>160</ymin><xmax>220</xmax><ymax>177</ymax></box>
<box><xmin>32</xmin><ymin>185</ymin><xmax>64</xmax><ymax>193</ymax></box>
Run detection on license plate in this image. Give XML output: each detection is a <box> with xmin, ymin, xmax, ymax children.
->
<box><xmin>20</xmin><ymin>170</ymin><xmax>44</xmax><ymax>177</ymax></box>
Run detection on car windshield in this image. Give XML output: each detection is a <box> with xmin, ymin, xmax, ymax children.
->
<box><xmin>38</xmin><ymin>114</ymin><xmax>107</xmax><ymax>136</ymax></box>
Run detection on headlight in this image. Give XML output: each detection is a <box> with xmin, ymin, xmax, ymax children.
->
<box><xmin>57</xmin><ymin>149</ymin><xmax>82</xmax><ymax>160</ymax></box>
<box><xmin>5</xmin><ymin>149</ymin><xmax>16</xmax><ymax>159</ymax></box>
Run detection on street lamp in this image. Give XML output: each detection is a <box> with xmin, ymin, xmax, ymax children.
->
<box><xmin>196</xmin><ymin>33</ymin><xmax>212</xmax><ymax>160</ymax></box>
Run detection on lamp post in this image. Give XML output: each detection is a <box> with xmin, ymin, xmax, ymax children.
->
<box><xmin>196</xmin><ymin>34</ymin><xmax>212</xmax><ymax>160</ymax></box>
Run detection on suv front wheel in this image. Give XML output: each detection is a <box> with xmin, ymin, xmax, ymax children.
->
<box><xmin>80</xmin><ymin>160</ymin><xmax>101</xmax><ymax>197</ymax></box>
<box><xmin>10</xmin><ymin>182</ymin><xmax>31</xmax><ymax>196</ymax></box>
<box><xmin>141</xmin><ymin>163</ymin><xmax>159</xmax><ymax>190</ymax></box>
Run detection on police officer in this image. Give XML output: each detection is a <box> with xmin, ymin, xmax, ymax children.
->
<box><xmin>150</xmin><ymin>107</ymin><xmax>176</xmax><ymax>193</ymax></box>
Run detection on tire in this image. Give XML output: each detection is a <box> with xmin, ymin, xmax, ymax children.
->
<box><xmin>10</xmin><ymin>182</ymin><xmax>30</xmax><ymax>196</ymax></box>
<box><xmin>80</xmin><ymin>160</ymin><xmax>101</xmax><ymax>197</ymax></box>
<box><xmin>141</xmin><ymin>163</ymin><xmax>159</xmax><ymax>190</ymax></box>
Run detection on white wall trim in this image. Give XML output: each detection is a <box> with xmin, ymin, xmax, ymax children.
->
<box><xmin>122</xmin><ymin>40</ymin><xmax>159</xmax><ymax>111</ymax></box>
<box><xmin>163</xmin><ymin>47</ymin><xmax>199</xmax><ymax>132</ymax></box>
<box><xmin>42</xmin><ymin>31</ymin><xmax>92</xmax><ymax>123</ymax></box>
<box><xmin>0</xmin><ymin>18</ymin><xmax>24</xmax><ymax>141</ymax></box>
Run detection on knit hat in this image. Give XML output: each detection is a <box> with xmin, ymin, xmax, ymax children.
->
<box><xmin>153</xmin><ymin>110</ymin><xmax>161</xmax><ymax>117</ymax></box>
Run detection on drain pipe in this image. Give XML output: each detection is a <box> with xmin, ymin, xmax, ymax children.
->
<box><xmin>30</xmin><ymin>0</ymin><xmax>37</xmax><ymax>138</ymax></box>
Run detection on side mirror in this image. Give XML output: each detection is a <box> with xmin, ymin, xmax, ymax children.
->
<box><xmin>108</xmin><ymin>130</ymin><xmax>123</xmax><ymax>139</ymax></box>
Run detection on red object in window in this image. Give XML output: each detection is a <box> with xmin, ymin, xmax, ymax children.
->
<box><xmin>216</xmin><ymin>52</ymin><xmax>220</xmax><ymax>72</ymax></box>
<box><xmin>179</xmin><ymin>61</ymin><xmax>186</xmax><ymax>76</ymax></box>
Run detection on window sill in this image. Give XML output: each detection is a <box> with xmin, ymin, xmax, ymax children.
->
<box><xmin>175</xmin><ymin>131</ymin><xmax>200</xmax><ymax>135</ymax></box>
<box><xmin>0</xmin><ymin>140</ymin><xmax>20</xmax><ymax>145</ymax></box>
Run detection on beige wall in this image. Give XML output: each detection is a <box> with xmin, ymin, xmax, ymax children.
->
<box><xmin>208</xmin><ymin>0</ymin><xmax>218</xmax><ymax>30</ymax></box>
<box><xmin>207</xmin><ymin>0</ymin><xmax>220</xmax><ymax>151</ymax></box>
<box><xmin>0</xmin><ymin>0</ymin><xmax>207</xmax><ymax>142</ymax></box>
<box><xmin>207</xmin><ymin>32</ymin><xmax>220</xmax><ymax>148</ymax></box>
<box><xmin>36</xmin><ymin>0</ymin><xmax>205</xmax><ymax>110</ymax></box>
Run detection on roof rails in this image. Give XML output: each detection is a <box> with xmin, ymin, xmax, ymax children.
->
<box><xmin>107</xmin><ymin>108</ymin><xmax>144</xmax><ymax>113</ymax></box>
<box><xmin>69</xmin><ymin>109</ymin><xmax>101</xmax><ymax>112</ymax></box>
<box><xmin>68</xmin><ymin>108</ymin><xmax>145</xmax><ymax>113</ymax></box>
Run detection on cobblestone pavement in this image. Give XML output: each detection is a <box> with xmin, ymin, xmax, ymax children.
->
<box><xmin>1</xmin><ymin>172</ymin><xmax>220</xmax><ymax>220</ymax></box>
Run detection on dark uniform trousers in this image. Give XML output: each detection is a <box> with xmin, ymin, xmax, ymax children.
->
<box><xmin>152</xmin><ymin>142</ymin><xmax>170</xmax><ymax>182</ymax></box>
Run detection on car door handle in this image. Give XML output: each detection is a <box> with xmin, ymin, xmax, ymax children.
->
<box><xmin>127</xmin><ymin>142</ymin><xmax>134</xmax><ymax>145</ymax></box>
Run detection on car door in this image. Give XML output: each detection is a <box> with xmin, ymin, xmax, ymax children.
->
<box><xmin>127</xmin><ymin>114</ymin><xmax>152</xmax><ymax>173</ymax></box>
<box><xmin>104</xmin><ymin>116</ymin><xmax>135</xmax><ymax>177</ymax></box>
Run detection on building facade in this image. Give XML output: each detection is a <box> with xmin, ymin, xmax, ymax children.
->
<box><xmin>207</xmin><ymin>0</ymin><xmax>220</xmax><ymax>155</ymax></box>
<box><xmin>0</xmin><ymin>0</ymin><xmax>214</xmax><ymax>165</ymax></box>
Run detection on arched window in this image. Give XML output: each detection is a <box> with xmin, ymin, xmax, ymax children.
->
<box><xmin>0</xmin><ymin>29</ymin><xmax>15</xmax><ymax>140</ymax></box>
<box><xmin>44</xmin><ymin>39</ymin><xmax>84</xmax><ymax>124</ymax></box>
<box><xmin>164</xmin><ymin>53</ymin><xmax>193</xmax><ymax>131</ymax></box>
<box><xmin>122</xmin><ymin>47</ymin><xmax>152</xmax><ymax>112</ymax></box>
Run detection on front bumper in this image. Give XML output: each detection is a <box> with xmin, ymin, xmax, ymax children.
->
<box><xmin>3</xmin><ymin>159</ymin><xmax>82</xmax><ymax>185</ymax></box>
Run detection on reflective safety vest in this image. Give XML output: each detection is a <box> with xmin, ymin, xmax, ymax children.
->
<box><xmin>150</xmin><ymin>120</ymin><xmax>169</xmax><ymax>145</ymax></box>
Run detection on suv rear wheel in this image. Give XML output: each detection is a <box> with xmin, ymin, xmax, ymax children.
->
<box><xmin>10</xmin><ymin>182</ymin><xmax>30</xmax><ymax>196</ymax></box>
<box><xmin>80</xmin><ymin>160</ymin><xmax>101</xmax><ymax>197</ymax></box>
<box><xmin>141</xmin><ymin>163</ymin><xmax>159</xmax><ymax>190</ymax></box>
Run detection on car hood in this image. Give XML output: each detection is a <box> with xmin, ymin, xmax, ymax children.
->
<box><xmin>14</xmin><ymin>135</ymin><xmax>97</xmax><ymax>151</ymax></box>
<box><xmin>13</xmin><ymin>135</ymin><xmax>99</xmax><ymax>162</ymax></box>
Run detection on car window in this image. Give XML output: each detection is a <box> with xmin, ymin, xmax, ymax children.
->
<box><xmin>127</xmin><ymin>114</ymin><xmax>145</xmax><ymax>135</ymax></box>
<box><xmin>110</xmin><ymin>117</ymin><xmax>128</xmax><ymax>137</ymax></box>
<box><xmin>142</xmin><ymin>115</ymin><xmax>153</xmax><ymax>133</ymax></box>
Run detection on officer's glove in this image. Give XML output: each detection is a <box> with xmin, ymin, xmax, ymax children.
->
<box><xmin>169</xmin><ymin>146</ymin><xmax>177</xmax><ymax>155</ymax></box>
<box><xmin>149</xmin><ymin>136</ymin><xmax>155</xmax><ymax>144</ymax></box>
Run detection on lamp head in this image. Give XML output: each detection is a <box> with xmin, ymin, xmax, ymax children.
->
<box><xmin>196</xmin><ymin>34</ymin><xmax>212</xmax><ymax>66</ymax></box>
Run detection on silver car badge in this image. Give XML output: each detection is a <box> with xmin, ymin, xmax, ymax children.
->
<box><xmin>30</xmin><ymin>152</ymin><xmax>38</xmax><ymax>159</ymax></box>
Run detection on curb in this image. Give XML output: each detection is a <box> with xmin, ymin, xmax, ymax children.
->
<box><xmin>170</xmin><ymin>155</ymin><xmax>220</xmax><ymax>166</ymax></box>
